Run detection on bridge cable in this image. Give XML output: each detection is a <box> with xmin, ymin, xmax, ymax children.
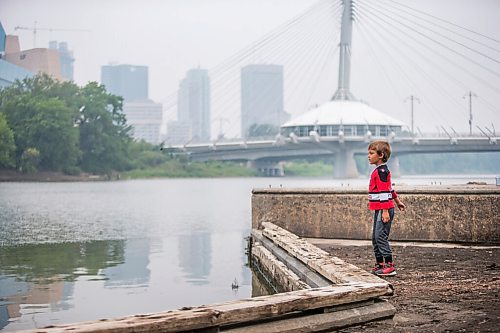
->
<box><xmin>355</xmin><ymin>10</ymin><xmax>454</xmax><ymax>129</ymax></box>
<box><xmin>359</xmin><ymin>0</ymin><xmax>500</xmax><ymax>95</ymax></box>
<box><xmin>205</xmin><ymin>0</ymin><xmax>339</xmax><ymax>140</ymax></box>
<box><xmin>360</xmin><ymin>0</ymin><xmax>500</xmax><ymax>80</ymax></box>
<box><xmin>384</xmin><ymin>0</ymin><xmax>500</xmax><ymax>45</ymax></box>
<box><xmin>356</xmin><ymin>6</ymin><xmax>475</xmax><ymax>128</ymax></box>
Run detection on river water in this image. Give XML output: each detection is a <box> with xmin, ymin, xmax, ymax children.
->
<box><xmin>0</xmin><ymin>175</ymin><xmax>497</xmax><ymax>331</ymax></box>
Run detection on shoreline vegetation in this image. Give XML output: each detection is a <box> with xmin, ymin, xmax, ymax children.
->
<box><xmin>0</xmin><ymin>158</ymin><xmax>498</xmax><ymax>182</ymax></box>
<box><xmin>0</xmin><ymin>160</ymin><xmax>335</xmax><ymax>181</ymax></box>
<box><xmin>1</xmin><ymin>75</ymin><xmax>498</xmax><ymax>183</ymax></box>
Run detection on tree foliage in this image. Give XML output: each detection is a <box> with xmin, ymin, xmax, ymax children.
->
<box><xmin>77</xmin><ymin>82</ymin><xmax>132</xmax><ymax>173</ymax></box>
<box><xmin>0</xmin><ymin>113</ymin><xmax>16</xmax><ymax>168</ymax></box>
<box><xmin>19</xmin><ymin>147</ymin><xmax>40</xmax><ymax>174</ymax></box>
<box><xmin>0</xmin><ymin>74</ymin><xmax>133</xmax><ymax>174</ymax></box>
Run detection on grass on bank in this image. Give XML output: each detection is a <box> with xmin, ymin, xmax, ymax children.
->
<box><xmin>122</xmin><ymin>160</ymin><xmax>257</xmax><ymax>179</ymax></box>
<box><xmin>124</xmin><ymin>160</ymin><xmax>334</xmax><ymax>179</ymax></box>
<box><xmin>283</xmin><ymin>161</ymin><xmax>333</xmax><ymax>177</ymax></box>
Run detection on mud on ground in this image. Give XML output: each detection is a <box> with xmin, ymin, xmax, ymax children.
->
<box><xmin>316</xmin><ymin>243</ymin><xmax>500</xmax><ymax>332</ymax></box>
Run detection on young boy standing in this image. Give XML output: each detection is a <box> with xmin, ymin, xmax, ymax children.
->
<box><xmin>367</xmin><ymin>140</ymin><xmax>405</xmax><ymax>276</ymax></box>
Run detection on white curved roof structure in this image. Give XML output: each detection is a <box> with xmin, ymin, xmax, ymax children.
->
<box><xmin>281</xmin><ymin>100</ymin><xmax>405</xmax><ymax>128</ymax></box>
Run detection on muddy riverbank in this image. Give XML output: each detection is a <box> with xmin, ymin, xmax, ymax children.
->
<box><xmin>312</xmin><ymin>241</ymin><xmax>500</xmax><ymax>332</ymax></box>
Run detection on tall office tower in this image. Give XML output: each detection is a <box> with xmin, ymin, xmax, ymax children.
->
<box><xmin>123</xmin><ymin>100</ymin><xmax>163</xmax><ymax>145</ymax></box>
<box><xmin>175</xmin><ymin>68</ymin><xmax>211</xmax><ymax>143</ymax></box>
<box><xmin>49</xmin><ymin>41</ymin><xmax>74</xmax><ymax>81</ymax></box>
<box><xmin>240</xmin><ymin>64</ymin><xmax>289</xmax><ymax>139</ymax></box>
<box><xmin>101</xmin><ymin>64</ymin><xmax>148</xmax><ymax>102</ymax></box>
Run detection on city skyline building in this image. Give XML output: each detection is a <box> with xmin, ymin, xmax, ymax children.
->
<box><xmin>240</xmin><ymin>64</ymin><xmax>288</xmax><ymax>139</ymax></box>
<box><xmin>100</xmin><ymin>63</ymin><xmax>162</xmax><ymax>144</ymax></box>
<box><xmin>100</xmin><ymin>64</ymin><xmax>148</xmax><ymax>102</ymax></box>
<box><xmin>0</xmin><ymin>22</ymin><xmax>5</xmax><ymax>57</ymax></box>
<box><xmin>166</xmin><ymin>120</ymin><xmax>191</xmax><ymax>145</ymax></box>
<box><xmin>49</xmin><ymin>40</ymin><xmax>74</xmax><ymax>81</ymax></box>
<box><xmin>169</xmin><ymin>67</ymin><xmax>210</xmax><ymax>144</ymax></box>
<box><xmin>3</xmin><ymin>34</ymin><xmax>63</xmax><ymax>81</ymax></box>
<box><xmin>0</xmin><ymin>22</ymin><xmax>34</xmax><ymax>88</ymax></box>
<box><xmin>123</xmin><ymin>99</ymin><xmax>163</xmax><ymax>145</ymax></box>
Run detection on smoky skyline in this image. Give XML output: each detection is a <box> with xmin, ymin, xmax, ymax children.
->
<box><xmin>1</xmin><ymin>0</ymin><xmax>499</xmax><ymax>138</ymax></box>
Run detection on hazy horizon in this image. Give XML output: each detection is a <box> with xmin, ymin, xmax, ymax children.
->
<box><xmin>1</xmin><ymin>0</ymin><xmax>499</xmax><ymax>138</ymax></box>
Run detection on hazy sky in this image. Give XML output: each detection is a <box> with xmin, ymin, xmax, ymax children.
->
<box><xmin>1</xmin><ymin>0</ymin><xmax>499</xmax><ymax>137</ymax></box>
<box><xmin>1</xmin><ymin>0</ymin><xmax>314</xmax><ymax>100</ymax></box>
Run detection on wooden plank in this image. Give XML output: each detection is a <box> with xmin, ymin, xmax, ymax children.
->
<box><xmin>252</xmin><ymin>243</ymin><xmax>310</xmax><ymax>292</ymax></box>
<box><xmin>25</xmin><ymin>283</ymin><xmax>392</xmax><ymax>333</ymax></box>
<box><xmin>261</xmin><ymin>222</ymin><xmax>389</xmax><ymax>286</ymax></box>
<box><xmin>224</xmin><ymin>300</ymin><xmax>396</xmax><ymax>333</ymax></box>
<box><xmin>252</xmin><ymin>230</ymin><xmax>332</xmax><ymax>288</ymax></box>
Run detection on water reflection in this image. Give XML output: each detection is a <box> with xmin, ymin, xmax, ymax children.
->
<box><xmin>0</xmin><ymin>240</ymin><xmax>125</xmax><ymax>329</ymax></box>
<box><xmin>240</xmin><ymin>230</ymin><xmax>252</xmax><ymax>287</ymax></box>
<box><xmin>178</xmin><ymin>232</ymin><xmax>211</xmax><ymax>285</ymax></box>
<box><xmin>104</xmin><ymin>239</ymin><xmax>151</xmax><ymax>288</ymax></box>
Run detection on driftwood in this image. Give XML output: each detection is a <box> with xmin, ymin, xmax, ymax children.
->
<box><xmin>252</xmin><ymin>229</ymin><xmax>332</xmax><ymax>288</ymax></box>
<box><xmin>24</xmin><ymin>283</ymin><xmax>392</xmax><ymax>333</ymax></box>
<box><xmin>224</xmin><ymin>299</ymin><xmax>395</xmax><ymax>333</ymax></box>
<box><xmin>260</xmin><ymin>222</ymin><xmax>387</xmax><ymax>285</ymax></box>
<box><xmin>252</xmin><ymin>242</ymin><xmax>310</xmax><ymax>292</ymax></box>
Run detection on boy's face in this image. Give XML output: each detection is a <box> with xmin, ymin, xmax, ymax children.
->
<box><xmin>368</xmin><ymin>149</ymin><xmax>383</xmax><ymax>166</ymax></box>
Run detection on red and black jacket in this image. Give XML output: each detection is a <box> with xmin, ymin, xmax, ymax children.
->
<box><xmin>368</xmin><ymin>164</ymin><xmax>397</xmax><ymax>210</ymax></box>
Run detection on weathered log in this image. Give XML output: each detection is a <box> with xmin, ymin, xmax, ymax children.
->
<box><xmin>261</xmin><ymin>222</ymin><xmax>388</xmax><ymax>285</ymax></box>
<box><xmin>224</xmin><ymin>299</ymin><xmax>395</xmax><ymax>333</ymax></box>
<box><xmin>252</xmin><ymin>229</ymin><xmax>332</xmax><ymax>288</ymax></box>
<box><xmin>252</xmin><ymin>242</ymin><xmax>310</xmax><ymax>292</ymax></box>
<box><xmin>24</xmin><ymin>283</ymin><xmax>392</xmax><ymax>333</ymax></box>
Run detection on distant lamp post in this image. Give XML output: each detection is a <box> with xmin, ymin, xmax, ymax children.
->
<box><xmin>404</xmin><ymin>95</ymin><xmax>420</xmax><ymax>136</ymax></box>
<box><xmin>463</xmin><ymin>91</ymin><xmax>477</xmax><ymax>136</ymax></box>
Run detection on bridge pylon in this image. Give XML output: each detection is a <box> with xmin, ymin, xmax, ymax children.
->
<box><xmin>333</xmin><ymin>147</ymin><xmax>358</xmax><ymax>178</ymax></box>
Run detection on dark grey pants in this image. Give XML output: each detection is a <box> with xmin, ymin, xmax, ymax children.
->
<box><xmin>372</xmin><ymin>208</ymin><xmax>394</xmax><ymax>262</ymax></box>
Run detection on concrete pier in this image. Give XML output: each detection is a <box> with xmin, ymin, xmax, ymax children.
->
<box><xmin>252</xmin><ymin>185</ymin><xmax>500</xmax><ymax>243</ymax></box>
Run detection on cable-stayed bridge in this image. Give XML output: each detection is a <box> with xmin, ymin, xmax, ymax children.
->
<box><xmin>160</xmin><ymin>0</ymin><xmax>500</xmax><ymax>177</ymax></box>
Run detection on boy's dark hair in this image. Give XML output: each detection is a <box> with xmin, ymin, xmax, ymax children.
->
<box><xmin>368</xmin><ymin>140</ymin><xmax>391</xmax><ymax>163</ymax></box>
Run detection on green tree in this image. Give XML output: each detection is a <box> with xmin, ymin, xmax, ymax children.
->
<box><xmin>20</xmin><ymin>147</ymin><xmax>40</xmax><ymax>174</ymax></box>
<box><xmin>30</xmin><ymin>98</ymin><xmax>80</xmax><ymax>170</ymax></box>
<box><xmin>78</xmin><ymin>82</ymin><xmax>132</xmax><ymax>173</ymax></box>
<box><xmin>0</xmin><ymin>74</ymin><xmax>134</xmax><ymax>174</ymax></box>
<box><xmin>0</xmin><ymin>95</ymin><xmax>80</xmax><ymax>171</ymax></box>
<box><xmin>0</xmin><ymin>113</ymin><xmax>16</xmax><ymax>168</ymax></box>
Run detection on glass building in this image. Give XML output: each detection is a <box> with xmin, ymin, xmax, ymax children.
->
<box><xmin>240</xmin><ymin>64</ymin><xmax>289</xmax><ymax>139</ymax></box>
<box><xmin>176</xmin><ymin>68</ymin><xmax>211</xmax><ymax>143</ymax></box>
<box><xmin>101</xmin><ymin>64</ymin><xmax>148</xmax><ymax>102</ymax></box>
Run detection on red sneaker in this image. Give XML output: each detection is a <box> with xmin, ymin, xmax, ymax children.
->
<box><xmin>374</xmin><ymin>262</ymin><xmax>397</xmax><ymax>276</ymax></box>
<box><xmin>372</xmin><ymin>263</ymin><xmax>384</xmax><ymax>274</ymax></box>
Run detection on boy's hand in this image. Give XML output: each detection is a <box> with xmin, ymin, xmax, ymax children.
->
<box><xmin>394</xmin><ymin>197</ymin><xmax>406</xmax><ymax>211</ymax></box>
<box><xmin>382</xmin><ymin>210</ymin><xmax>390</xmax><ymax>223</ymax></box>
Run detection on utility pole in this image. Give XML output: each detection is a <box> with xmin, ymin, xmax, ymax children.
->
<box><xmin>463</xmin><ymin>91</ymin><xmax>477</xmax><ymax>136</ymax></box>
<box><xmin>404</xmin><ymin>95</ymin><xmax>420</xmax><ymax>136</ymax></box>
